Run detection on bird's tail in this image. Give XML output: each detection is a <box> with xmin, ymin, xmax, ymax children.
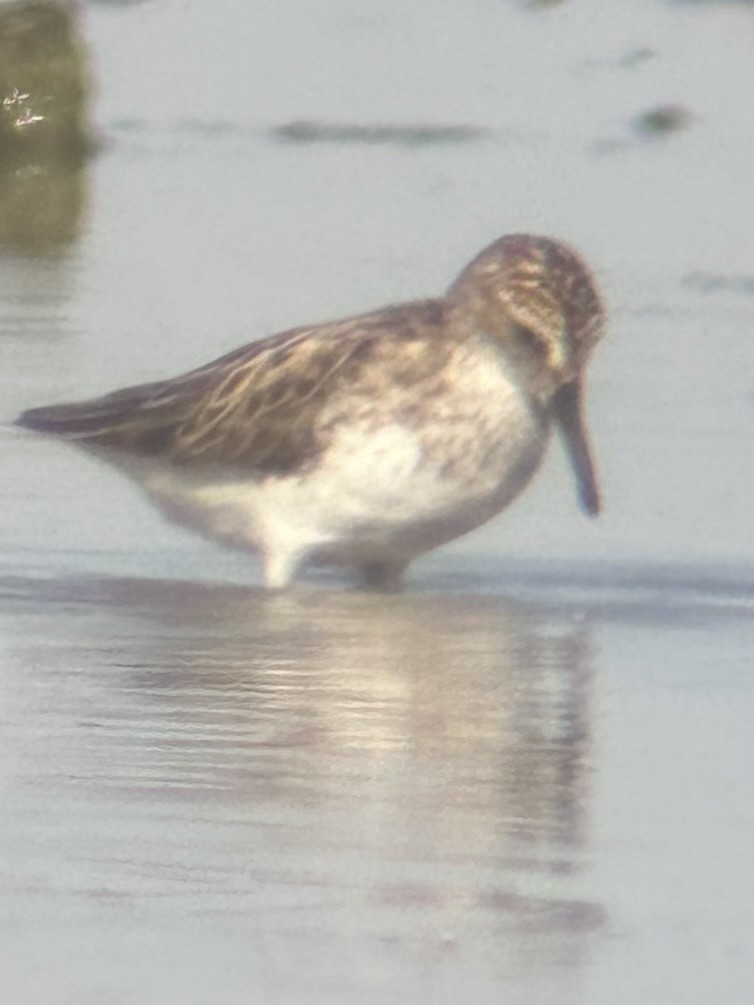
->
<box><xmin>14</xmin><ymin>378</ymin><xmax>186</xmax><ymax>455</ymax></box>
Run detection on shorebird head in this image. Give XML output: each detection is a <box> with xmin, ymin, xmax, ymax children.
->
<box><xmin>448</xmin><ymin>234</ymin><xmax>606</xmax><ymax>516</ymax></box>
<box><xmin>447</xmin><ymin>233</ymin><xmax>605</xmax><ymax>393</ymax></box>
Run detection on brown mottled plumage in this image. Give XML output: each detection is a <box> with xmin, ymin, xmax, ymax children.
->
<box><xmin>17</xmin><ymin>234</ymin><xmax>606</xmax><ymax>589</ymax></box>
<box><xmin>20</xmin><ymin>301</ymin><xmax>458</xmax><ymax>471</ymax></box>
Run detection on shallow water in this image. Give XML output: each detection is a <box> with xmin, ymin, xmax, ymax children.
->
<box><xmin>2</xmin><ymin>0</ymin><xmax>754</xmax><ymax>1001</ymax></box>
<box><xmin>1</xmin><ymin>571</ymin><xmax>753</xmax><ymax>1002</ymax></box>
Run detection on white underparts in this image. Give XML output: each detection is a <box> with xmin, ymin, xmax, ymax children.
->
<box><xmin>98</xmin><ymin>342</ymin><xmax>550</xmax><ymax>588</ymax></box>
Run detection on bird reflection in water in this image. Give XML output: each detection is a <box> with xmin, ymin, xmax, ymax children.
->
<box><xmin>9</xmin><ymin>573</ymin><xmax>605</xmax><ymax>983</ymax></box>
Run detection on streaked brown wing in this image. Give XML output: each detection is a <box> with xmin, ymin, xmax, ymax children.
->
<box><xmin>17</xmin><ymin>299</ymin><xmax>452</xmax><ymax>474</ymax></box>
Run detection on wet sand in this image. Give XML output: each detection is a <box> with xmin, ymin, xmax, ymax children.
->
<box><xmin>2</xmin><ymin>0</ymin><xmax>754</xmax><ymax>1001</ymax></box>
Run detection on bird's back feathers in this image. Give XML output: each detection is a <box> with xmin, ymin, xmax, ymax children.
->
<box><xmin>17</xmin><ymin>299</ymin><xmax>454</xmax><ymax>473</ymax></box>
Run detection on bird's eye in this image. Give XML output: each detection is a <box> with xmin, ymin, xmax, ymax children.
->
<box><xmin>513</xmin><ymin>322</ymin><xmax>548</xmax><ymax>355</ymax></box>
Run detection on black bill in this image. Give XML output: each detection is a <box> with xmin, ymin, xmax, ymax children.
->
<box><xmin>551</xmin><ymin>379</ymin><xmax>601</xmax><ymax>517</ymax></box>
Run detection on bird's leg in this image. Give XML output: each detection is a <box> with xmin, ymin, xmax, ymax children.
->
<box><xmin>262</xmin><ymin>547</ymin><xmax>307</xmax><ymax>590</ymax></box>
<box><xmin>359</xmin><ymin>560</ymin><xmax>408</xmax><ymax>592</ymax></box>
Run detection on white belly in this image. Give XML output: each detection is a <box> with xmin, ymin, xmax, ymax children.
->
<box><xmin>100</xmin><ymin>343</ymin><xmax>550</xmax><ymax>584</ymax></box>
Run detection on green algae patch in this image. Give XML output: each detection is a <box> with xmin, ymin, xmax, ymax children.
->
<box><xmin>0</xmin><ymin>1</ymin><xmax>93</xmax><ymax>255</ymax></box>
<box><xmin>0</xmin><ymin>0</ymin><xmax>92</xmax><ymax>162</ymax></box>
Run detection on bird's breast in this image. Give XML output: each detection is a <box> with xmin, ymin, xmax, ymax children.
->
<box><xmin>305</xmin><ymin>340</ymin><xmax>551</xmax><ymax>545</ymax></box>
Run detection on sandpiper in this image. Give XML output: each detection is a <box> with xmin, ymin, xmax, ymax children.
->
<box><xmin>17</xmin><ymin>234</ymin><xmax>605</xmax><ymax>589</ymax></box>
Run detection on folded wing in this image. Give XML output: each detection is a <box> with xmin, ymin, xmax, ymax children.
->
<box><xmin>17</xmin><ymin>300</ymin><xmax>451</xmax><ymax>474</ymax></box>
